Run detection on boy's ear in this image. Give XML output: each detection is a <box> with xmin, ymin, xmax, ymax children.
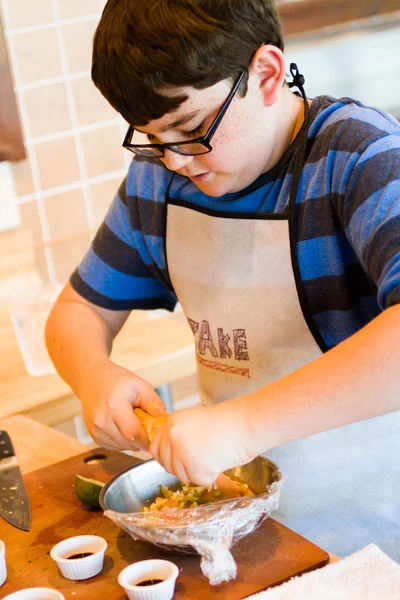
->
<box><xmin>248</xmin><ymin>44</ymin><xmax>286</xmax><ymax>107</ymax></box>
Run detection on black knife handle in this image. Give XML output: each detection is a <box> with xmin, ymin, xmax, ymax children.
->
<box><xmin>0</xmin><ymin>431</ymin><xmax>15</xmax><ymax>459</ymax></box>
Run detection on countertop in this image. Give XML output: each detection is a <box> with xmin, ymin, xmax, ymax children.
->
<box><xmin>0</xmin><ymin>306</ymin><xmax>195</xmax><ymax>423</ymax></box>
<box><xmin>0</xmin><ymin>415</ymin><xmax>88</xmax><ymax>473</ymax></box>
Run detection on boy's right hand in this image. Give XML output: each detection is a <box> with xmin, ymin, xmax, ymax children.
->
<box><xmin>78</xmin><ymin>359</ymin><xmax>168</xmax><ymax>451</ymax></box>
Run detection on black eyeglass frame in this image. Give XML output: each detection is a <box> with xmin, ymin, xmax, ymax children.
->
<box><xmin>122</xmin><ymin>71</ymin><xmax>246</xmax><ymax>157</ymax></box>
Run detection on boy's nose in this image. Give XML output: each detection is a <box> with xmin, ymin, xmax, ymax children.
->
<box><xmin>162</xmin><ymin>149</ymin><xmax>194</xmax><ymax>172</ymax></box>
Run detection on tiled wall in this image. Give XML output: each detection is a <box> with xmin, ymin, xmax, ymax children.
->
<box><xmin>1</xmin><ymin>0</ymin><xmax>131</xmax><ymax>283</ymax></box>
<box><xmin>5</xmin><ymin>1</ymin><xmax>399</xmax><ymax>287</ymax></box>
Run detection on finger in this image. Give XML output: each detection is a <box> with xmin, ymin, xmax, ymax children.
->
<box><xmin>91</xmin><ymin>413</ymin><xmax>140</xmax><ymax>451</ymax></box>
<box><xmin>136</xmin><ymin>388</ymin><xmax>168</xmax><ymax>417</ymax></box>
<box><xmin>165</xmin><ymin>431</ymin><xmax>191</xmax><ymax>482</ymax></box>
<box><xmin>129</xmin><ymin>444</ymin><xmax>141</xmax><ymax>452</ymax></box>
<box><xmin>160</xmin><ymin>430</ymin><xmax>177</xmax><ymax>477</ymax></box>
<box><xmin>112</xmin><ymin>401</ymin><xmax>150</xmax><ymax>449</ymax></box>
<box><xmin>152</xmin><ymin>427</ymin><xmax>191</xmax><ymax>483</ymax></box>
<box><xmin>185</xmin><ymin>463</ymin><xmax>217</xmax><ymax>486</ymax></box>
<box><xmin>91</xmin><ymin>434</ymin><xmax>118</xmax><ymax>451</ymax></box>
<box><xmin>109</xmin><ymin>421</ymin><xmax>137</xmax><ymax>450</ymax></box>
<box><xmin>91</xmin><ymin>425</ymin><xmax>130</xmax><ymax>451</ymax></box>
<box><xmin>187</xmin><ymin>472</ymin><xmax>216</xmax><ymax>486</ymax></box>
<box><xmin>171</xmin><ymin>455</ymin><xmax>191</xmax><ymax>484</ymax></box>
<box><xmin>149</xmin><ymin>424</ymin><xmax>168</xmax><ymax>468</ymax></box>
<box><xmin>125</xmin><ymin>437</ymin><xmax>141</xmax><ymax>452</ymax></box>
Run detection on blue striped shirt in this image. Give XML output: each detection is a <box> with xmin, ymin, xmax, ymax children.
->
<box><xmin>71</xmin><ymin>95</ymin><xmax>400</xmax><ymax>350</ymax></box>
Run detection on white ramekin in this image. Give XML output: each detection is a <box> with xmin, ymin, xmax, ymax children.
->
<box><xmin>0</xmin><ymin>540</ymin><xmax>6</xmax><ymax>586</ymax></box>
<box><xmin>118</xmin><ymin>559</ymin><xmax>179</xmax><ymax>600</ymax></box>
<box><xmin>50</xmin><ymin>535</ymin><xmax>107</xmax><ymax>580</ymax></box>
<box><xmin>2</xmin><ymin>588</ymin><xmax>65</xmax><ymax>599</ymax></box>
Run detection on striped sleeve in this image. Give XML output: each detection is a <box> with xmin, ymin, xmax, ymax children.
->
<box><xmin>70</xmin><ymin>171</ymin><xmax>177</xmax><ymax>311</ymax></box>
<box><xmin>326</xmin><ymin>108</ymin><xmax>400</xmax><ymax>310</ymax></box>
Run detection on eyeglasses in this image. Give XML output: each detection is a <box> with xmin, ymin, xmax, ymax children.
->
<box><xmin>122</xmin><ymin>71</ymin><xmax>246</xmax><ymax>158</ymax></box>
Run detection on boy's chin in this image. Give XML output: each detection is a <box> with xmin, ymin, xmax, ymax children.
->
<box><xmin>193</xmin><ymin>174</ymin><xmax>242</xmax><ymax>197</ymax></box>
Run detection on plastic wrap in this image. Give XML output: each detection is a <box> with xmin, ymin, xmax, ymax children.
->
<box><xmin>105</xmin><ymin>476</ymin><xmax>284</xmax><ymax>585</ymax></box>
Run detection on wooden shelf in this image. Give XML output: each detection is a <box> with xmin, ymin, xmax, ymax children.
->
<box><xmin>0</xmin><ymin>19</ymin><xmax>25</xmax><ymax>162</ymax></box>
<box><xmin>279</xmin><ymin>0</ymin><xmax>400</xmax><ymax>38</ymax></box>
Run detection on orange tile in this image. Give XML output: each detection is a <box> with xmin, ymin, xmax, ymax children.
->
<box><xmin>24</xmin><ymin>82</ymin><xmax>72</xmax><ymax>138</ymax></box>
<box><xmin>18</xmin><ymin>200</ymin><xmax>44</xmax><ymax>245</ymax></box>
<box><xmin>52</xmin><ymin>233</ymin><xmax>91</xmax><ymax>282</ymax></box>
<box><xmin>57</xmin><ymin>0</ymin><xmax>102</xmax><ymax>19</ymax></box>
<box><xmin>62</xmin><ymin>19</ymin><xmax>99</xmax><ymax>74</ymax></box>
<box><xmin>11</xmin><ymin>159</ymin><xmax>35</xmax><ymax>197</ymax></box>
<box><xmin>5</xmin><ymin>0</ymin><xmax>54</xmax><ymax>29</ymax></box>
<box><xmin>72</xmin><ymin>76</ymin><xmax>116</xmax><ymax>126</ymax></box>
<box><xmin>89</xmin><ymin>177</ymin><xmax>121</xmax><ymax>227</ymax></box>
<box><xmin>80</xmin><ymin>125</ymin><xmax>125</xmax><ymax>178</ymax></box>
<box><xmin>34</xmin><ymin>136</ymin><xmax>80</xmax><ymax>190</ymax></box>
<box><xmin>44</xmin><ymin>188</ymin><xmax>89</xmax><ymax>241</ymax></box>
<box><xmin>12</xmin><ymin>28</ymin><xmax>63</xmax><ymax>85</ymax></box>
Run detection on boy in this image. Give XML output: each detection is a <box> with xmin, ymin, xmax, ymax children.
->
<box><xmin>46</xmin><ymin>0</ymin><xmax>400</xmax><ymax>559</ymax></box>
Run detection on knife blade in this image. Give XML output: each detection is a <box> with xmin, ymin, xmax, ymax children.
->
<box><xmin>0</xmin><ymin>430</ymin><xmax>31</xmax><ymax>531</ymax></box>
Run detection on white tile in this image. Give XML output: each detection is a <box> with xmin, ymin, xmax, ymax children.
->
<box><xmin>0</xmin><ymin>162</ymin><xmax>21</xmax><ymax>231</ymax></box>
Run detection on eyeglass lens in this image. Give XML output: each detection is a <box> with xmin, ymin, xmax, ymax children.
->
<box><xmin>128</xmin><ymin>141</ymin><xmax>211</xmax><ymax>158</ymax></box>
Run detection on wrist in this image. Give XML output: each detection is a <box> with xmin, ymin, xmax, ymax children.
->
<box><xmin>240</xmin><ymin>393</ymin><xmax>264</xmax><ymax>460</ymax></box>
<box><xmin>215</xmin><ymin>394</ymin><xmax>263</xmax><ymax>464</ymax></box>
<box><xmin>238</xmin><ymin>390</ymin><xmax>284</xmax><ymax>459</ymax></box>
<box><xmin>75</xmin><ymin>355</ymin><xmax>115</xmax><ymax>401</ymax></box>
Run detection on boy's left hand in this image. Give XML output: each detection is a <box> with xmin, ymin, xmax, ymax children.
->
<box><xmin>149</xmin><ymin>398</ymin><xmax>256</xmax><ymax>485</ymax></box>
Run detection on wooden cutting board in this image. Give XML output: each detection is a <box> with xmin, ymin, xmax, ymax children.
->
<box><xmin>0</xmin><ymin>449</ymin><xmax>329</xmax><ymax>599</ymax></box>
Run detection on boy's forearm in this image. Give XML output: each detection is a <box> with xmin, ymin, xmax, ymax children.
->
<box><xmin>244</xmin><ymin>304</ymin><xmax>400</xmax><ymax>457</ymax></box>
<box><xmin>45</xmin><ymin>299</ymin><xmax>114</xmax><ymax>398</ymax></box>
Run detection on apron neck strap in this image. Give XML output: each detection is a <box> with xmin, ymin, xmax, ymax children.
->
<box><xmin>165</xmin><ymin>171</ymin><xmax>175</xmax><ymax>204</ymax></box>
<box><xmin>288</xmin><ymin>63</ymin><xmax>310</xmax><ymax>211</ymax></box>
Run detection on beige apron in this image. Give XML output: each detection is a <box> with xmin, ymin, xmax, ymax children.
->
<box><xmin>165</xmin><ymin>199</ymin><xmax>400</xmax><ymax>560</ymax></box>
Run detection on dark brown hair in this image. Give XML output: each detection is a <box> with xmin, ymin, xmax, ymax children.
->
<box><xmin>92</xmin><ymin>0</ymin><xmax>284</xmax><ymax>127</ymax></box>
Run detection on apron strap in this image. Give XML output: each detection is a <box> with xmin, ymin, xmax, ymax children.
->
<box><xmin>165</xmin><ymin>171</ymin><xmax>175</xmax><ymax>203</ymax></box>
<box><xmin>288</xmin><ymin>63</ymin><xmax>310</xmax><ymax>211</ymax></box>
<box><xmin>286</xmin><ymin>65</ymin><xmax>327</xmax><ymax>351</ymax></box>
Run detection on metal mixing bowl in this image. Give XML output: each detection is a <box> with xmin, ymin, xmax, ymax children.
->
<box><xmin>100</xmin><ymin>456</ymin><xmax>281</xmax><ymax>513</ymax></box>
<box><xmin>100</xmin><ymin>457</ymin><xmax>283</xmax><ymax>554</ymax></box>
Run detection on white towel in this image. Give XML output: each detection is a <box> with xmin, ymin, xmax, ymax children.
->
<box><xmin>247</xmin><ymin>544</ymin><xmax>400</xmax><ymax>600</ymax></box>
